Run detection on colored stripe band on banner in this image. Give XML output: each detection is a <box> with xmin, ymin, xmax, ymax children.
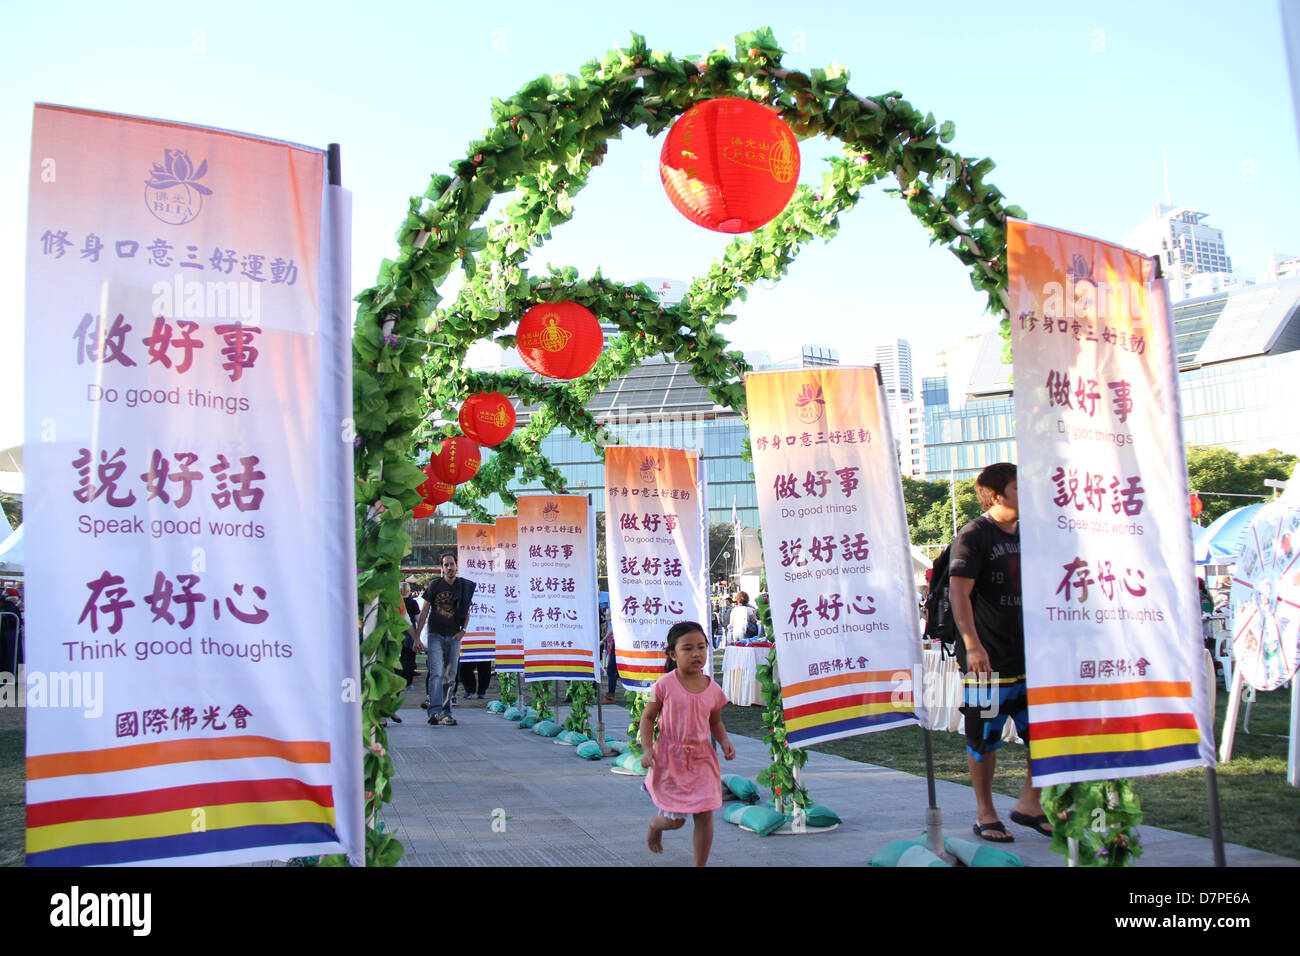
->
<box><xmin>782</xmin><ymin>690</ymin><xmax>913</xmax><ymax>723</ymax></box>
<box><xmin>27</xmin><ymin>777</ymin><xmax>334</xmax><ymax>828</ymax></box>
<box><xmin>785</xmin><ymin>698</ymin><xmax>914</xmax><ymax>734</ymax></box>
<box><xmin>27</xmin><ymin>821</ymin><xmax>340</xmax><ymax>867</ymax></box>
<box><xmin>1027</xmin><ymin>681</ymin><xmax>1192</xmax><ymax>706</ymax></box>
<box><xmin>1031</xmin><ymin>727</ymin><xmax>1202</xmax><ymax>760</ymax></box>
<box><xmin>787</xmin><ymin>711</ymin><xmax>917</xmax><ymax>746</ymax></box>
<box><xmin>780</xmin><ymin>670</ymin><xmax>910</xmax><ymax>699</ymax></box>
<box><xmin>27</xmin><ymin>737</ymin><xmax>331</xmax><ymax>780</ymax></box>
<box><xmin>1030</xmin><ymin>743</ymin><xmax>1203</xmax><ymax>778</ymax></box>
<box><xmin>28</xmin><ymin>797</ymin><xmax>336</xmax><ymax>854</ymax></box>
<box><xmin>1031</xmin><ymin>712</ymin><xmax>1198</xmax><ymax>742</ymax></box>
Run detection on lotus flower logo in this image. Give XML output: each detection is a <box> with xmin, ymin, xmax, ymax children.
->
<box><xmin>145</xmin><ymin>148</ymin><xmax>211</xmax><ymax>225</ymax></box>
<box><xmin>542</xmin><ymin>501</ymin><xmax>560</xmax><ymax>524</ymax></box>
<box><xmin>638</xmin><ymin>455</ymin><xmax>662</xmax><ymax>485</ymax></box>
<box><xmin>476</xmin><ymin>529</ymin><xmax>489</xmax><ymax>539</ymax></box>
<box><xmin>794</xmin><ymin>383</ymin><xmax>826</xmax><ymax>424</ymax></box>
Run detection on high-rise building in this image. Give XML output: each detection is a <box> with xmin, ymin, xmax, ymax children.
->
<box><xmin>1123</xmin><ymin>204</ymin><xmax>1234</xmax><ymax>302</ymax></box>
<box><xmin>871</xmin><ymin>338</ymin><xmax>914</xmax><ymax>405</ymax></box>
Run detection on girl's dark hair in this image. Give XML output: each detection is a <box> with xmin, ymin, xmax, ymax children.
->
<box><xmin>663</xmin><ymin>620</ymin><xmax>706</xmax><ymax>674</ymax></box>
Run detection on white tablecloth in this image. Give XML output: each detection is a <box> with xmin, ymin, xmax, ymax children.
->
<box><xmin>722</xmin><ymin>644</ymin><xmax>771</xmax><ymax>706</ymax></box>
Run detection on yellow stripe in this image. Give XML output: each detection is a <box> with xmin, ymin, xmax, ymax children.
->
<box><xmin>27</xmin><ymin>799</ymin><xmax>335</xmax><ymax>854</ymax></box>
<box><xmin>785</xmin><ymin>700</ymin><xmax>911</xmax><ymax>733</ymax></box>
<box><xmin>1030</xmin><ymin>728</ymin><xmax>1202</xmax><ymax>760</ymax></box>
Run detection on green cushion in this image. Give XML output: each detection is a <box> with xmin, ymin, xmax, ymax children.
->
<box><xmin>486</xmin><ymin>700</ymin><xmax>505</xmax><ymax>713</ymax></box>
<box><xmin>504</xmin><ymin>707</ymin><xmax>523</xmax><ymax>721</ymax></box>
<box><xmin>607</xmin><ymin>739</ymin><xmax>628</xmax><ymax>754</ymax></box>
<box><xmin>735</xmin><ymin>806</ymin><xmax>789</xmax><ymax>836</ymax></box>
<box><xmin>575</xmin><ymin>740</ymin><xmax>604</xmax><ymax>760</ymax></box>
<box><xmin>802</xmin><ymin>803</ymin><xmax>842</xmax><ymax>828</ymax></box>
<box><xmin>897</xmin><ymin>845</ymin><xmax>950</xmax><ymax>867</ymax></box>
<box><xmin>721</xmin><ymin>774</ymin><xmax>762</xmax><ymax>804</ymax></box>
<box><xmin>870</xmin><ymin>835</ymin><xmax>928</xmax><ymax>867</ymax></box>
<box><xmin>944</xmin><ymin>836</ymin><xmax>1024</xmax><ymax>868</ymax></box>
<box><xmin>532</xmin><ymin>719</ymin><xmax>562</xmax><ymax>737</ymax></box>
<box><xmin>724</xmin><ymin>803</ymin><xmax>750</xmax><ymax>824</ymax></box>
<box><xmin>556</xmin><ymin>730</ymin><xmax>588</xmax><ymax>745</ymax></box>
<box><xmin>519</xmin><ymin>714</ymin><xmax>538</xmax><ymax>728</ymax></box>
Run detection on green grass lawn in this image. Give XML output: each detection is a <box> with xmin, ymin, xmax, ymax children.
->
<box><xmin>722</xmin><ymin>684</ymin><xmax>1300</xmax><ymax>861</ymax></box>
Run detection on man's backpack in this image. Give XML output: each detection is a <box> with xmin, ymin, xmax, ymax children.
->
<box><xmin>923</xmin><ymin>544</ymin><xmax>957</xmax><ymax>655</ymax></box>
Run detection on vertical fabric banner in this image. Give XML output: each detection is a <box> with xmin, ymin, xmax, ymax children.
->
<box><xmin>604</xmin><ymin>447</ymin><xmax>710</xmax><ymax>689</ymax></box>
<box><xmin>492</xmin><ymin>516</ymin><xmax>523</xmax><ymax>672</ymax></box>
<box><xmin>517</xmin><ymin>495</ymin><xmax>598</xmax><ymax>682</ymax></box>
<box><xmin>746</xmin><ymin>368</ymin><xmax>926</xmax><ymax>747</ymax></box>
<box><xmin>23</xmin><ymin>106</ymin><xmax>362</xmax><ymax>865</ymax></box>
<box><xmin>1008</xmin><ymin>219</ymin><xmax>1213</xmax><ymax>786</ymax></box>
<box><xmin>456</xmin><ymin>523</ymin><xmax>497</xmax><ymax>664</ymax></box>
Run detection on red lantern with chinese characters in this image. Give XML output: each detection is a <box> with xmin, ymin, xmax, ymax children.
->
<box><xmin>659</xmin><ymin>97</ymin><xmax>800</xmax><ymax>233</ymax></box>
<box><xmin>1190</xmin><ymin>494</ymin><xmax>1204</xmax><ymax>518</ymax></box>
<box><xmin>516</xmin><ymin>302</ymin><xmax>603</xmax><ymax>380</ymax></box>
<box><xmin>415</xmin><ymin>464</ymin><xmax>456</xmax><ymax>506</ymax></box>
<box><xmin>431</xmin><ymin>437</ymin><xmax>481</xmax><ymax>485</ymax></box>
<box><xmin>459</xmin><ymin>391</ymin><xmax>517</xmax><ymax>447</ymax></box>
<box><xmin>413</xmin><ymin>503</ymin><xmax>435</xmax><ymax>519</ymax></box>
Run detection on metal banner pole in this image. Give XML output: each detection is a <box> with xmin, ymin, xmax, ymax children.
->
<box><xmin>1205</xmin><ymin>765</ymin><xmax>1227</xmax><ymax>866</ymax></box>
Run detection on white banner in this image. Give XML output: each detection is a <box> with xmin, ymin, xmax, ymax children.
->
<box><xmin>456</xmin><ymin>523</ymin><xmax>496</xmax><ymax>663</ymax></box>
<box><xmin>23</xmin><ymin>105</ymin><xmax>361</xmax><ymax>865</ymax></box>
<box><xmin>517</xmin><ymin>495</ymin><xmax>599</xmax><ymax>682</ymax></box>
<box><xmin>492</xmin><ymin>516</ymin><xmax>523</xmax><ymax>672</ymax></box>
<box><xmin>1008</xmin><ymin>219</ymin><xmax>1213</xmax><ymax>786</ymax></box>
<box><xmin>745</xmin><ymin>367</ymin><xmax>926</xmax><ymax>748</ymax></box>
<box><xmin>604</xmin><ymin>447</ymin><xmax>710</xmax><ymax>690</ymax></box>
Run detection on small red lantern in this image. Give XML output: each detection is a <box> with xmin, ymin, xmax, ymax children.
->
<box><xmin>414</xmin><ymin>464</ymin><xmax>456</xmax><ymax>506</ymax></box>
<box><xmin>516</xmin><ymin>302</ymin><xmax>603</xmax><ymax>380</ymax></box>
<box><xmin>432</xmin><ymin>437</ymin><xmax>481</xmax><ymax>485</ymax></box>
<box><xmin>1190</xmin><ymin>494</ymin><xmax>1204</xmax><ymax>518</ymax></box>
<box><xmin>659</xmin><ymin>97</ymin><xmax>800</xmax><ymax>233</ymax></box>
<box><xmin>459</xmin><ymin>391</ymin><xmax>516</xmax><ymax>447</ymax></box>
<box><xmin>412</xmin><ymin>503</ymin><xmax>435</xmax><ymax>519</ymax></box>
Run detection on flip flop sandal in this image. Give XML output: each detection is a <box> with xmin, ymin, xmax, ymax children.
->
<box><xmin>1010</xmin><ymin>811</ymin><xmax>1053</xmax><ymax>836</ymax></box>
<box><xmin>973</xmin><ymin>821</ymin><xmax>1014</xmax><ymax>843</ymax></box>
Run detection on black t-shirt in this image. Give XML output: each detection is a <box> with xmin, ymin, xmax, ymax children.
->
<box><xmin>421</xmin><ymin>577</ymin><xmax>474</xmax><ymax>637</ymax></box>
<box><xmin>949</xmin><ymin>513</ymin><xmax>1024</xmax><ymax>678</ymax></box>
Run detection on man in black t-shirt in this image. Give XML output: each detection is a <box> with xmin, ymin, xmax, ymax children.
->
<box><xmin>949</xmin><ymin>462</ymin><xmax>1050</xmax><ymax>843</ymax></box>
<box><xmin>415</xmin><ymin>553</ymin><xmax>475</xmax><ymax>726</ymax></box>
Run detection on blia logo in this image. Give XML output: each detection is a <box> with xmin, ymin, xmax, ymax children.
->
<box><xmin>794</xmin><ymin>383</ymin><xmax>826</xmax><ymax>424</ymax></box>
<box><xmin>145</xmin><ymin>148</ymin><xmax>211</xmax><ymax>225</ymax></box>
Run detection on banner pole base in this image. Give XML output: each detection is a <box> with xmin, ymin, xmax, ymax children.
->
<box><xmin>1205</xmin><ymin>765</ymin><xmax>1227</xmax><ymax>867</ymax></box>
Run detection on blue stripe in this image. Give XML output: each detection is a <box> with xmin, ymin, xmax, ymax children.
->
<box><xmin>495</xmin><ymin>664</ymin><xmax>524</xmax><ymax>672</ymax></box>
<box><xmin>786</xmin><ymin>710</ymin><xmax>917</xmax><ymax>746</ymax></box>
<box><xmin>1030</xmin><ymin>743</ymin><xmax>1203</xmax><ymax>779</ymax></box>
<box><xmin>524</xmin><ymin>671</ymin><xmax>596</xmax><ymax>680</ymax></box>
<box><xmin>459</xmin><ymin>650</ymin><xmax>495</xmax><ymax>661</ymax></box>
<box><xmin>27</xmin><ymin>821</ymin><xmax>340</xmax><ymax>867</ymax></box>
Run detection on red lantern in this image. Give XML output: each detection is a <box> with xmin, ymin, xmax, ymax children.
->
<box><xmin>415</xmin><ymin>464</ymin><xmax>455</xmax><ymax>506</ymax></box>
<box><xmin>659</xmin><ymin>97</ymin><xmax>800</xmax><ymax>233</ymax></box>
<box><xmin>459</xmin><ymin>391</ymin><xmax>516</xmax><ymax>447</ymax></box>
<box><xmin>412</xmin><ymin>503</ymin><xmax>435</xmax><ymax>519</ymax></box>
<box><xmin>516</xmin><ymin>302</ymin><xmax>603</xmax><ymax>380</ymax></box>
<box><xmin>432</xmin><ymin>437</ymin><xmax>481</xmax><ymax>485</ymax></box>
<box><xmin>1190</xmin><ymin>494</ymin><xmax>1204</xmax><ymax>518</ymax></box>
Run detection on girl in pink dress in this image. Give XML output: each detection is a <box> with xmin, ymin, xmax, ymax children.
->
<box><xmin>640</xmin><ymin>621</ymin><xmax>736</xmax><ymax>866</ymax></box>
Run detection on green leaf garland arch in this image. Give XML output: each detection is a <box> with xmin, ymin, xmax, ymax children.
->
<box><xmin>350</xmin><ymin>27</ymin><xmax>1024</xmax><ymax>864</ymax></box>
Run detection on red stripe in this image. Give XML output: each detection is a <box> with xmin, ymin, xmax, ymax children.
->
<box><xmin>783</xmin><ymin>690</ymin><xmax>911</xmax><ymax>721</ymax></box>
<box><xmin>1032</xmin><ymin>712</ymin><xmax>1199</xmax><ymax>742</ymax></box>
<box><xmin>27</xmin><ymin>778</ymin><xmax>334</xmax><ymax>828</ymax></box>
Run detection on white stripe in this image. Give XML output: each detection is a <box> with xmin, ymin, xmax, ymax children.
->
<box><xmin>27</xmin><ymin>756</ymin><xmax>336</xmax><ymax>805</ymax></box>
<box><xmin>1027</xmin><ymin>695</ymin><xmax>1197</xmax><ymax>724</ymax></box>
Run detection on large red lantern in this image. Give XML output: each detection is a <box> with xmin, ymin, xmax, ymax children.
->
<box><xmin>659</xmin><ymin>97</ymin><xmax>800</xmax><ymax>233</ymax></box>
<box><xmin>1190</xmin><ymin>494</ymin><xmax>1204</xmax><ymax>518</ymax></box>
<box><xmin>415</xmin><ymin>464</ymin><xmax>455</xmax><ymax>506</ymax></box>
<box><xmin>459</xmin><ymin>391</ymin><xmax>517</xmax><ymax>447</ymax></box>
<box><xmin>432</xmin><ymin>437</ymin><xmax>481</xmax><ymax>485</ymax></box>
<box><xmin>515</xmin><ymin>302</ymin><xmax>603</xmax><ymax>380</ymax></box>
<box><xmin>412</xmin><ymin>503</ymin><xmax>435</xmax><ymax>519</ymax></box>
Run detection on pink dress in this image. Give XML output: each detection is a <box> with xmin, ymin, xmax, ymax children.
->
<box><xmin>645</xmin><ymin>669</ymin><xmax>728</xmax><ymax>814</ymax></box>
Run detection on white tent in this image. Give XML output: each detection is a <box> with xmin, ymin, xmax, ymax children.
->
<box><xmin>0</xmin><ymin>524</ymin><xmax>23</xmax><ymax>574</ymax></box>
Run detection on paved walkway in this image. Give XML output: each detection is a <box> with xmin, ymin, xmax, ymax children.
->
<box><xmin>379</xmin><ymin>694</ymin><xmax>1296</xmax><ymax>868</ymax></box>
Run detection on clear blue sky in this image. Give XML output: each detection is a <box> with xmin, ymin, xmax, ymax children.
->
<box><xmin>3</xmin><ymin>0</ymin><xmax>1297</xmax><ymax>451</ymax></box>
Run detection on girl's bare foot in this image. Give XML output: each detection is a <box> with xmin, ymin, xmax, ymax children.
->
<box><xmin>647</xmin><ymin>822</ymin><xmax>664</xmax><ymax>853</ymax></box>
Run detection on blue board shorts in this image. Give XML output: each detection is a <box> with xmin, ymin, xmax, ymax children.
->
<box><xmin>961</xmin><ymin>677</ymin><xmax>1030</xmax><ymax>762</ymax></box>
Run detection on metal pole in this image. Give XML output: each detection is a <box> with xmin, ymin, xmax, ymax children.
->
<box><xmin>327</xmin><ymin>143</ymin><xmax>342</xmax><ymax>187</ymax></box>
<box><xmin>950</xmin><ymin>466</ymin><xmax>958</xmax><ymax>535</ymax></box>
<box><xmin>922</xmin><ymin>728</ymin><xmax>944</xmax><ymax>857</ymax></box>
<box><xmin>1205</xmin><ymin>765</ymin><xmax>1227</xmax><ymax>866</ymax></box>
<box><xmin>1288</xmin><ymin>676</ymin><xmax>1299</xmax><ymax>788</ymax></box>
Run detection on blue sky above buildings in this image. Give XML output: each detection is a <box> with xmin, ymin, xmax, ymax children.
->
<box><xmin>3</xmin><ymin>0</ymin><xmax>1297</xmax><ymax>450</ymax></box>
